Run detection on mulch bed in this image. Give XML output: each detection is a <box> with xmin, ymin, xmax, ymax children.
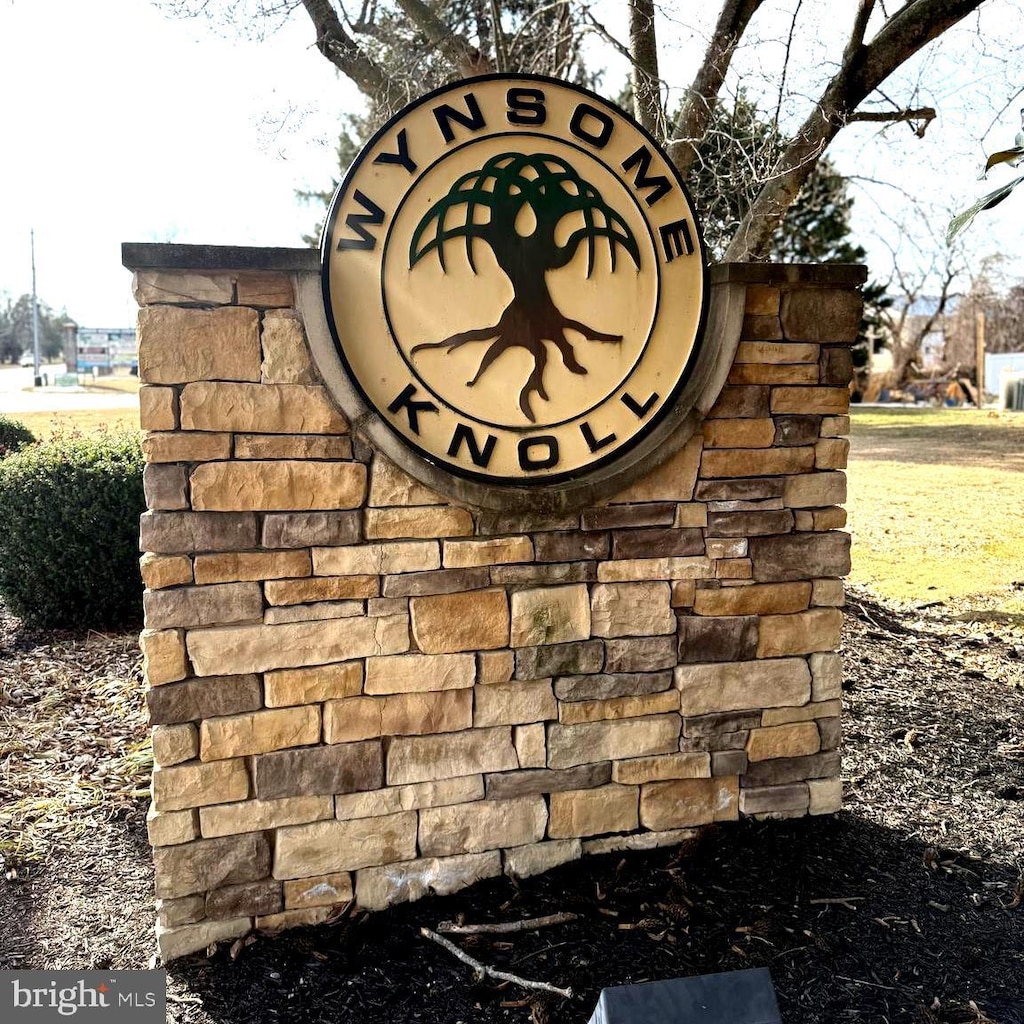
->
<box><xmin>1</xmin><ymin>590</ymin><xmax>1021</xmax><ymax>1023</ymax></box>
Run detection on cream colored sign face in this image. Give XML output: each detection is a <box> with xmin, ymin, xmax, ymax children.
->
<box><xmin>322</xmin><ymin>76</ymin><xmax>707</xmax><ymax>485</ymax></box>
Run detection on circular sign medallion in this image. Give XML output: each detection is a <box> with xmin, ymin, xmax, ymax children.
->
<box><xmin>321</xmin><ymin>75</ymin><xmax>707</xmax><ymax>493</ymax></box>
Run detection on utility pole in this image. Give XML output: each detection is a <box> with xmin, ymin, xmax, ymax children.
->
<box><xmin>975</xmin><ymin>310</ymin><xmax>986</xmax><ymax>406</ymax></box>
<box><xmin>31</xmin><ymin>229</ymin><xmax>41</xmax><ymax>387</ymax></box>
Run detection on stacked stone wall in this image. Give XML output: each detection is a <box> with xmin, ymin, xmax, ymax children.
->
<box><xmin>126</xmin><ymin>247</ymin><xmax>861</xmax><ymax>961</ymax></box>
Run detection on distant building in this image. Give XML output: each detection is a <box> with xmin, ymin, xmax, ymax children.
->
<box><xmin>74</xmin><ymin>327</ymin><xmax>137</xmax><ymax>375</ymax></box>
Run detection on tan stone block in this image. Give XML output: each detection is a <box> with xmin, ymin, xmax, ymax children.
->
<box><xmin>716</xmin><ymin>559</ymin><xmax>752</xmax><ymax>579</ymax></box>
<box><xmin>313</xmin><ymin>541</ymin><xmax>439</xmax><ymax>576</ymax></box>
<box><xmin>139</xmin><ymin>386</ymin><xmax>178</xmax><ymax>431</ymax></box>
<box><xmin>810</xmin><ymin>652</ymin><xmax>843</xmax><ymax>700</ymax></box>
<box><xmin>324</xmin><ymin>690</ymin><xmax>472</xmax><ymax>742</ymax></box>
<box><xmin>364</xmin><ymin>653</ymin><xmax>475</xmax><ymax>694</ymax></box>
<box><xmin>671</xmin><ymin>580</ymin><xmax>697</xmax><ymax>608</ymax></box>
<box><xmin>478</xmin><ymin>650</ymin><xmax>515</xmax><ymax>684</ymax></box>
<box><xmin>694</xmin><ymin>582</ymin><xmax>811</xmax><ymax>617</ymax></box>
<box><xmin>811</xmin><ymin>579</ymin><xmax>845</xmax><ymax>607</ymax></box>
<box><xmin>444</xmin><ymin>536</ymin><xmax>533</xmax><ymax>568</ymax></box>
<box><xmin>410</xmin><ymin>589</ymin><xmax>509</xmax><ymax>653</ymax></box>
<box><xmin>675</xmin><ymin>504</ymin><xmax>708</xmax><ymax>528</ymax></box>
<box><xmin>138</xmin><ymin>306</ymin><xmax>260</xmax><ymax>384</ymax></box>
<box><xmin>744</xmin><ymin>284</ymin><xmax>780</xmax><ymax>316</ymax></box>
<box><xmin>356</xmin><ymin>852</ymin><xmax>501</xmax><ymax>911</ymax></box>
<box><xmin>152</xmin><ymin>723</ymin><xmax>199</xmax><ymax>767</ymax></box>
<box><xmin>762</xmin><ymin>699</ymin><xmax>842</xmax><ymax>726</ymax></box>
<box><xmin>193</xmin><ymin>550</ymin><xmax>311</xmax><ymax>585</ymax></box>
<box><xmin>808</xmin><ymin>776</ymin><xmax>843</xmax><ymax>814</ymax></box>
<box><xmin>419</xmin><ymin>795</ymin><xmax>547</xmax><ymax>856</ymax></box>
<box><xmin>147</xmin><ymin>806</ymin><xmax>199</xmax><ymax>846</ymax></box>
<box><xmin>639</xmin><ymin>776</ymin><xmax>739</xmax><ymax>830</ymax></box>
<box><xmin>144</xmin><ymin>583</ymin><xmax>263</xmax><ymax>630</ymax></box>
<box><xmin>141</xmin><ymin>628</ymin><xmax>188</xmax><ymax>686</ymax></box>
<box><xmin>256</xmin><ymin>907</ymin><xmax>332</xmax><ymax>932</ymax></box>
<box><xmin>757</xmin><ymin>609</ymin><xmax>843</xmax><ymax>658</ymax></box>
<box><xmin>191</xmin><ymin>461</ymin><xmax>366</xmax><ymax>512</ymax></box>
<box><xmin>582</xmin><ymin>827</ymin><xmax>698</xmax><ymax>856</ymax></box>
<box><xmin>676</xmin><ymin>659</ymin><xmax>811</xmax><ymax>716</ymax></box>
<box><xmin>547</xmin><ymin>715</ymin><xmax>680</xmax><ymax>770</ymax></box>
<box><xmin>156</xmin><ymin>895</ymin><xmax>206</xmax><ymax>929</ymax></box>
<box><xmin>153</xmin><ymin>758</ymin><xmax>249</xmax><ymax>811</ymax></box>
<box><xmin>548</xmin><ymin>784</ymin><xmax>638</xmax><ymax>838</ymax></box>
<box><xmin>187</xmin><ymin>614</ymin><xmax>409</xmax><ymax>675</ymax></box>
<box><xmin>597</xmin><ymin>557</ymin><xmax>715</xmax><ymax>583</ymax></box>
<box><xmin>265</xmin><ymin>576</ymin><xmax>379</xmax><ymax>605</ymax></box>
<box><xmin>590</xmin><ymin>582</ymin><xmax>674</xmax><ymax>637</ymax></box>
<box><xmin>134</xmin><ymin>270</ymin><xmax>233</xmax><ymax>306</ymax></box>
<box><xmin>334</xmin><ymin>775</ymin><xmax>484</xmax><ymax>821</ymax></box>
<box><xmin>784</xmin><ymin>471</ymin><xmax>847</xmax><ymax>508</ymax></box>
<box><xmin>504</xmin><ymin>839</ymin><xmax>580</xmax><ymax>879</ymax></box>
<box><xmin>273</xmin><ymin>811</ymin><xmax>418</xmax><ymax>878</ymax></box>
<box><xmin>261</xmin><ymin>309</ymin><xmax>316</xmax><ymax>384</ymax></box>
<box><xmin>233</xmin><ymin>271</ymin><xmax>292</xmax><ymax>307</ymax></box>
<box><xmin>815</xmin><ymin>438</ymin><xmax>849</xmax><ymax>470</ymax></box>
<box><xmin>234</xmin><ymin>434</ymin><xmax>352</xmax><ymax>460</ymax></box>
<box><xmin>610</xmin><ymin>436</ymin><xmax>702</xmax><ymax>502</ymax></box>
<box><xmin>820</xmin><ymin>415</ymin><xmax>850</xmax><ymax>437</ymax></box>
<box><xmin>474</xmin><ymin>680</ymin><xmax>557</xmax><ymax>728</ymax></box>
<box><xmin>510</xmin><ymin>584</ymin><xmax>590</xmax><ymax>648</ymax></box>
<box><xmin>264</xmin><ymin>601</ymin><xmax>362</xmax><ymax>624</ymax></box>
<box><xmin>705</xmin><ymin>538</ymin><xmax>747</xmax><ymax>559</ymax></box>
<box><xmin>365</xmin><ymin>506</ymin><xmax>473</xmax><ymax>540</ymax></box>
<box><xmin>200</xmin><ymin>706</ymin><xmax>320</xmax><ymax>761</ymax></box>
<box><xmin>199</xmin><ymin>794</ymin><xmax>333</xmax><ymax>838</ymax></box>
<box><xmin>747</xmin><ymin>722</ymin><xmax>821</xmax><ymax>762</ymax></box>
<box><xmin>180</xmin><ymin>381</ymin><xmax>346</xmax><ymax>434</ymax></box>
<box><xmin>728</xmin><ymin>363</ymin><xmax>819</xmax><ymax>386</ymax></box>
<box><xmin>770</xmin><ymin>387</ymin><xmax>850</xmax><ymax>415</ymax></box>
<box><xmin>141</xmin><ymin>554</ymin><xmax>193</xmax><ymax>591</ymax></box>
<box><xmin>734</xmin><ymin>341</ymin><xmax>817</xmax><ymax>363</ymax></box>
<box><xmin>157</xmin><ymin>917</ymin><xmax>251</xmax><ymax>963</ymax></box>
<box><xmin>559</xmin><ymin>689</ymin><xmax>678</xmax><ymax>725</ymax></box>
<box><xmin>701</xmin><ymin>447</ymin><xmax>815</xmax><ymax>479</ymax></box>
<box><xmin>369</xmin><ymin>454</ymin><xmax>446</xmax><ymax>506</ymax></box>
<box><xmin>795</xmin><ymin>507</ymin><xmax>847</xmax><ymax>532</ymax></box>
<box><xmin>142</xmin><ymin>432</ymin><xmax>231</xmax><ymax>464</ymax></box>
<box><xmin>702</xmin><ymin>418</ymin><xmax>776</xmax><ymax>449</ymax></box>
<box><xmin>284</xmin><ymin>872</ymin><xmax>354</xmax><ymax>910</ymax></box>
<box><xmin>514</xmin><ymin>723</ymin><xmax>547</xmax><ymax>768</ymax></box>
<box><xmin>612</xmin><ymin>752</ymin><xmax>711</xmax><ymax>784</ymax></box>
<box><xmin>387</xmin><ymin>726</ymin><xmax>518</xmax><ymax>785</ymax></box>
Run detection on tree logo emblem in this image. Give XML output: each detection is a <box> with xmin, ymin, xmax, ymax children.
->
<box><xmin>320</xmin><ymin>75</ymin><xmax>707</xmax><ymax>505</ymax></box>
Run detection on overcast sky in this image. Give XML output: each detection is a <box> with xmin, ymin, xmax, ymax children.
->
<box><xmin>0</xmin><ymin>0</ymin><xmax>1020</xmax><ymax>329</ymax></box>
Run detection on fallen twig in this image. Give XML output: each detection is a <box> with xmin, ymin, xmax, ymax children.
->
<box><xmin>438</xmin><ymin>912</ymin><xmax>577</xmax><ymax>935</ymax></box>
<box><xmin>420</xmin><ymin>927</ymin><xmax>573</xmax><ymax>999</ymax></box>
<box><xmin>809</xmin><ymin>897</ymin><xmax>864</xmax><ymax>911</ymax></box>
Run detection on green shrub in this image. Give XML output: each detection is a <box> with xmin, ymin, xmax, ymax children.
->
<box><xmin>0</xmin><ymin>430</ymin><xmax>145</xmax><ymax>629</ymax></box>
<box><xmin>0</xmin><ymin>414</ymin><xmax>35</xmax><ymax>457</ymax></box>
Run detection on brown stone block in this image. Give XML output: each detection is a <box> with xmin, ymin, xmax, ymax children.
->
<box><xmin>739</xmin><ymin>783</ymin><xmax>809</xmax><ymax>816</ymax></box>
<box><xmin>608</xmin><ymin>437</ymin><xmax>702</xmax><ymax>503</ymax></box>
<box><xmin>612</xmin><ymin>752</ymin><xmax>710</xmax><ymax>784</ymax></box>
<box><xmin>784</xmin><ymin>472</ymin><xmax>847</xmax><ymax>508</ymax></box>
<box><xmin>591</xmin><ymin>582</ymin><xmax>674</xmax><ymax>637</ymax></box>
<box><xmin>324</xmin><ymin>690</ymin><xmax>472</xmax><ymax>741</ymax></box>
<box><xmin>261</xmin><ymin>309</ymin><xmax>315</xmax><ymax>384</ymax></box>
<box><xmin>547</xmin><ymin>714</ymin><xmax>681</xmax><ymax>769</ymax></box>
<box><xmin>559</xmin><ymin>689</ymin><xmax>678</xmax><ymax>724</ymax></box>
<box><xmin>143</xmin><ymin>464</ymin><xmax>189</xmax><ymax>513</ymax></box>
<box><xmin>140</xmin><ymin>628</ymin><xmax>188</xmax><ymax>686</ymax></box>
<box><xmin>811</xmin><ymin>579</ymin><xmax>845</xmax><ymax>607</ymax></box>
<box><xmin>180</xmin><ymin>382</ymin><xmax>347</xmax><ymax>435</ymax></box>
<box><xmin>140</xmin><ymin>554</ymin><xmax>193</xmax><ymax>591</ymax></box>
<box><xmin>705</xmin><ymin>386</ymin><xmax>770</xmax><ymax>419</ymax></box>
<box><xmin>475</xmin><ymin>512</ymin><xmax>580</xmax><ymax>535</ymax></box>
<box><xmin>712</xmin><ymin>750</ymin><xmax>748</xmax><ymax>776</ymax></box>
<box><xmin>533</xmin><ymin>531</ymin><xmax>610</xmax><ymax>562</ymax></box>
<box><xmin>265</xmin><ymin>576</ymin><xmax>379</xmax><ymax>605</ymax></box>
<box><xmin>716</xmin><ymin>559</ymin><xmax>752</xmax><ymax>580</ymax></box>
<box><xmin>639</xmin><ymin>776</ymin><xmax>739</xmax><ymax>830</ymax></box>
<box><xmin>762</xmin><ymin>699</ymin><xmax>841</xmax><ymax>726</ymax></box>
<box><xmin>138</xmin><ymin>306</ymin><xmax>260</xmax><ymax>384</ymax></box>
<box><xmin>193</xmin><ymin>550</ymin><xmax>310</xmax><ymax>585</ymax></box>
<box><xmin>610</xmin><ymin>527</ymin><xmax>704</xmax><ymax>560</ymax></box>
<box><xmin>734</xmin><ymin>341</ymin><xmax>819</xmax><ymax>363</ymax></box>
<box><xmin>549</xmin><ymin>784</ymin><xmax>639</xmax><ymax>838</ymax></box>
<box><xmin>555</xmin><ymin>671</ymin><xmax>672</xmax><ymax>702</ymax></box>
<box><xmin>284</xmin><ymin>872</ymin><xmax>354</xmax><ymax>910</ymax></box>
<box><xmin>705</xmin><ymin>510</ymin><xmax>795</xmax><ymax>537</ymax></box>
<box><xmin>265</xmin><ymin>662</ymin><xmax>363</xmax><ymax>707</ymax></box>
<box><xmin>474</xmin><ymin>680</ymin><xmax>557</xmax><ymax>728</ymax></box>
<box><xmin>694</xmin><ymin>478</ymin><xmax>784</xmax><ymax>502</ymax></box>
<box><xmin>677</xmin><ymin>615</ymin><xmax>758</xmax><ymax>663</ymax></box>
<box><xmin>419</xmin><ymin>796</ymin><xmax>547</xmax><ymax>857</ymax></box>
<box><xmin>141</xmin><ymin>510</ymin><xmax>258</xmax><ymax>554</ymax></box>
<box><xmin>740</xmin><ymin>314</ymin><xmax>783</xmax><ymax>342</ymax></box>
<box><xmin>781</xmin><ymin>289</ymin><xmax>861</xmax><ymax>343</ymax></box>
<box><xmin>757</xmin><ymin>608</ymin><xmax>843</xmax><ymax>658</ymax></box>
<box><xmin>693</xmin><ymin>582</ymin><xmax>811</xmax><ymax>617</ymax></box>
<box><xmin>206</xmin><ymin>880</ymin><xmax>282</xmax><ymax>920</ymax></box>
<box><xmin>747</xmin><ymin>722</ymin><xmax>821</xmax><ymax>762</ymax></box>
<box><xmin>366</xmin><ymin>506</ymin><xmax>474</xmax><ymax>540</ymax></box>
<box><xmin>478</xmin><ymin>650</ymin><xmax>514</xmax><ymax>684</ymax></box>
<box><xmin>676</xmin><ymin>658</ymin><xmax>811</xmax><ymax>717</ymax></box>
<box><xmin>200</xmin><ymin>706</ymin><xmax>320</xmax><ymax>761</ymax></box>
<box><xmin>157</xmin><ymin>917</ymin><xmax>251</xmax><ymax>961</ymax></box>
<box><xmin>819</xmin><ymin>346</ymin><xmax>855</xmax><ymax>386</ymax></box>
<box><xmin>814</xmin><ymin>438</ymin><xmax>850</xmax><ymax>471</ymax></box>
<box><xmin>235</xmin><ymin>271</ymin><xmax>293</xmax><ymax>307</ymax></box>
<box><xmin>818</xmin><ymin>715</ymin><xmax>842</xmax><ymax>751</ymax></box>
<box><xmin>386</xmin><ymin>726</ymin><xmax>518</xmax><ymax>785</ymax></box>
<box><xmin>261</xmin><ymin>511</ymin><xmax>361</xmax><ymax>549</ymax></box>
<box><xmin>770</xmin><ymin>387</ymin><xmax>850</xmax><ymax>416</ymax></box>
<box><xmin>727</xmin><ymin>363</ymin><xmax>819</xmax><ymax>386</ymax></box>
<box><xmin>795</xmin><ymin>507</ymin><xmax>847</xmax><ymax>532</ymax></box>
<box><xmin>774</xmin><ymin>415</ymin><xmax>822</xmax><ymax>447</ymax></box>
<box><xmin>485</xmin><ymin>762</ymin><xmax>611</xmax><ymax>799</ymax></box>
<box><xmin>671</xmin><ymin>580</ymin><xmax>697</xmax><ymax>608</ymax></box>
<box><xmin>156</xmin><ymin>895</ymin><xmax>206</xmax><ymax>929</ymax></box>
<box><xmin>383</xmin><ymin>567</ymin><xmax>491</xmax><ymax>598</ymax></box>
<box><xmin>356</xmin><ymin>852</ymin><xmax>501</xmax><ymax>911</ymax></box>
<box><xmin>820</xmin><ymin>415</ymin><xmax>850</xmax><ymax>437</ymax></box>
<box><xmin>411</xmin><ymin>589</ymin><xmax>509</xmax><ymax>653</ymax></box>
<box><xmin>580</xmin><ymin>503</ymin><xmax>676</xmax><ymax>530</ymax></box>
<box><xmin>604</xmin><ymin>636</ymin><xmax>676</xmax><ymax>673</ymax></box>
<box><xmin>701</xmin><ymin>447</ymin><xmax>815</xmax><ymax>479</ymax></box>
<box><xmin>142</xmin><ymin>432</ymin><xmax>232</xmax><ymax>464</ymax></box>
<box><xmin>144</xmin><ymin>583</ymin><xmax>263</xmax><ymax>630</ymax></box>
<box><xmin>147</xmin><ymin>673</ymin><xmax>262</xmax><ymax>726</ymax></box>
<box><xmin>254</xmin><ymin>740</ymin><xmax>383</xmax><ymax>799</ymax></box>
<box><xmin>701</xmin><ymin>418</ymin><xmax>776</xmax><ymax>449</ymax></box>
<box><xmin>444</xmin><ymin>536</ymin><xmax>533</xmax><ymax>568</ymax></box>
<box><xmin>749</xmin><ymin>532</ymin><xmax>851</xmax><ymax>582</ymax></box>
<box><xmin>745</xmin><ymin>284</ymin><xmax>780</xmax><ymax>315</ymax></box>
<box><xmin>515</xmin><ymin>640</ymin><xmax>603</xmax><ymax>679</ymax></box>
<box><xmin>235</xmin><ymin>434</ymin><xmax>353</xmax><ymax>460</ymax></box>
<box><xmin>683</xmin><ymin>710</ymin><xmax>761</xmax><ymax>738</ymax></box>
<box><xmin>152</xmin><ymin>758</ymin><xmax>250</xmax><ymax>813</ymax></box>
<box><xmin>365</xmin><ymin>652</ymin><xmax>475</xmax><ymax>694</ymax></box>
<box><xmin>154</xmin><ymin>832</ymin><xmax>270</xmax><ymax>899</ymax></box>
<box><xmin>742</xmin><ymin>750</ymin><xmax>840</xmax><ymax>786</ymax></box>
<box><xmin>191</xmin><ymin>461</ymin><xmax>367</xmax><ymax>512</ymax></box>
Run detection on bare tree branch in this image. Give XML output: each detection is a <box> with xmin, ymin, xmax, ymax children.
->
<box><xmin>395</xmin><ymin>0</ymin><xmax>494</xmax><ymax>77</ymax></box>
<box><xmin>848</xmin><ymin>105</ymin><xmax>937</xmax><ymax>137</ymax></box>
<box><xmin>299</xmin><ymin>0</ymin><xmax>393</xmax><ymax>101</ymax></box>
<box><xmin>629</xmin><ymin>0</ymin><xmax>661</xmax><ymax>135</ymax></box>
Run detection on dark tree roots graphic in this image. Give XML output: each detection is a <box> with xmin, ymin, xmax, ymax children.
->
<box><xmin>409</xmin><ymin>153</ymin><xmax>640</xmax><ymax>422</ymax></box>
